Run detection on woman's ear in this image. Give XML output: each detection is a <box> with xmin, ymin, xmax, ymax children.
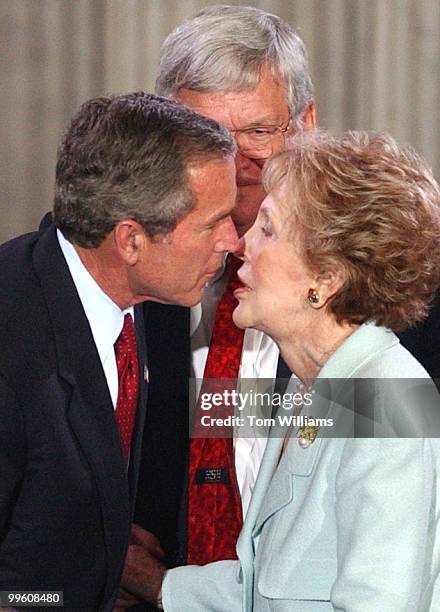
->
<box><xmin>308</xmin><ymin>268</ymin><xmax>345</xmax><ymax>309</ymax></box>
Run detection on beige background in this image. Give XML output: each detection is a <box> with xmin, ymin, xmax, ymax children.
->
<box><xmin>1</xmin><ymin>0</ymin><xmax>439</xmax><ymax>244</ymax></box>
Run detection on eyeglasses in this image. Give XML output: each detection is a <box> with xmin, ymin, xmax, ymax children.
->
<box><xmin>230</xmin><ymin>118</ymin><xmax>292</xmax><ymax>159</ymax></box>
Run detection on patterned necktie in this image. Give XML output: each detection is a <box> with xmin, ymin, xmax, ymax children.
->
<box><xmin>187</xmin><ymin>255</ymin><xmax>245</xmax><ymax>565</ymax></box>
<box><xmin>114</xmin><ymin>313</ymin><xmax>139</xmax><ymax>462</ymax></box>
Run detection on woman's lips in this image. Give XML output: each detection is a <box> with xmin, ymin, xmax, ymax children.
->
<box><xmin>234</xmin><ymin>285</ymin><xmax>251</xmax><ymax>298</ymax></box>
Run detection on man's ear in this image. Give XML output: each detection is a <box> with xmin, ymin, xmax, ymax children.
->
<box><xmin>113</xmin><ymin>220</ymin><xmax>148</xmax><ymax>265</ymax></box>
<box><xmin>301</xmin><ymin>102</ymin><xmax>317</xmax><ymax>130</ymax></box>
<box><xmin>310</xmin><ymin>267</ymin><xmax>345</xmax><ymax>309</ymax></box>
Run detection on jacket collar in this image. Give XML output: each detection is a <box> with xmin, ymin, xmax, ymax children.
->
<box><xmin>318</xmin><ymin>322</ymin><xmax>398</xmax><ymax>380</ymax></box>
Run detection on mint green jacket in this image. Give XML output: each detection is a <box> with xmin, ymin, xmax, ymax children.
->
<box><xmin>163</xmin><ymin>324</ymin><xmax>440</xmax><ymax>611</ymax></box>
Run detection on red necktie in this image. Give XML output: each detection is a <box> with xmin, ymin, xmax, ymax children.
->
<box><xmin>114</xmin><ymin>313</ymin><xmax>139</xmax><ymax>462</ymax></box>
<box><xmin>187</xmin><ymin>255</ymin><xmax>245</xmax><ymax>565</ymax></box>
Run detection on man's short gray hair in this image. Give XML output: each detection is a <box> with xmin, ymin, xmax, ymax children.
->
<box><xmin>155</xmin><ymin>4</ymin><xmax>314</xmax><ymax>127</ymax></box>
<box><xmin>53</xmin><ymin>92</ymin><xmax>234</xmax><ymax>248</ymax></box>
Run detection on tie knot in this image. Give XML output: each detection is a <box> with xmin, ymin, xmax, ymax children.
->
<box><xmin>115</xmin><ymin>313</ymin><xmax>137</xmax><ymax>357</ymax></box>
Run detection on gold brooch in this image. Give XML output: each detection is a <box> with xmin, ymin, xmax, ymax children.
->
<box><xmin>297</xmin><ymin>425</ymin><xmax>319</xmax><ymax>448</ymax></box>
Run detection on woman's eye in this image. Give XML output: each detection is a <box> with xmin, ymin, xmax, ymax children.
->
<box><xmin>261</xmin><ymin>224</ymin><xmax>272</xmax><ymax>237</ymax></box>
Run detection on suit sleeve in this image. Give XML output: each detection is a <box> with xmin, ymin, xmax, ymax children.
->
<box><xmin>0</xmin><ymin>376</ymin><xmax>25</xmax><ymax>539</ymax></box>
<box><xmin>331</xmin><ymin>438</ymin><xmax>437</xmax><ymax>611</ymax></box>
<box><xmin>162</xmin><ymin>560</ymin><xmax>242</xmax><ymax>612</ymax></box>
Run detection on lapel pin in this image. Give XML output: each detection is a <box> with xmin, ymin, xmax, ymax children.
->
<box><xmin>143</xmin><ymin>364</ymin><xmax>149</xmax><ymax>383</ymax></box>
<box><xmin>298</xmin><ymin>425</ymin><xmax>319</xmax><ymax>448</ymax></box>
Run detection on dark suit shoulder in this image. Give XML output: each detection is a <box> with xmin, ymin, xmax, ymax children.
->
<box><xmin>398</xmin><ymin>288</ymin><xmax>440</xmax><ymax>380</ymax></box>
<box><xmin>0</xmin><ymin>231</ymin><xmax>55</xmax><ymax>386</ymax></box>
<box><xmin>0</xmin><ymin>231</ymin><xmax>42</xmax><ymax>313</ymax></box>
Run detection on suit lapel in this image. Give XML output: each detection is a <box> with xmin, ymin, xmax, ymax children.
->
<box><xmin>248</xmin><ymin>436</ymin><xmax>293</xmax><ymax>537</ymax></box>
<box><xmin>252</xmin><ymin>381</ymin><xmax>335</xmax><ymax>536</ymax></box>
<box><xmin>237</xmin><ymin>432</ymin><xmax>286</xmax><ymax>611</ymax></box>
<box><xmin>32</xmin><ymin>226</ymin><xmax>131</xmax><ymax>602</ymax></box>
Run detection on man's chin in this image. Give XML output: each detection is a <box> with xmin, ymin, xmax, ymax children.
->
<box><xmin>138</xmin><ymin>289</ymin><xmax>203</xmax><ymax>308</ymax></box>
<box><xmin>171</xmin><ymin>293</ymin><xmax>203</xmax><ymax>309</ymax></box>
<box><xmin>182</xmin><ymin>286</ymin><xmax>205</xmax><ymax>308</ymax></box>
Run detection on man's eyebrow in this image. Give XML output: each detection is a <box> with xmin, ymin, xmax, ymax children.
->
<box><xmin>204</xmin><ymin>209</ymin><xmax>232</xmax><ymax>225</ymax></box>
<box><xmin>234</xmin><ymin>115</ymin><xmax>282</xmax><ymax>129</ymax></box>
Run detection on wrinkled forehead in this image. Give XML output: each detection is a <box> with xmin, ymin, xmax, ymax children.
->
<box><xmin>176</xmin><ymin>67</ymin><xmax>290</xmax><ymax>129</ymax></box>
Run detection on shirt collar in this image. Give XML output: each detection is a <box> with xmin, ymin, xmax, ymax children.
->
<box><xmin>57</xmin><ymin>229</ymin><xmax>134</xmax><ymax>364</ymax></box>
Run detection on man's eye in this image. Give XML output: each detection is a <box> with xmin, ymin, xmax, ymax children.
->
<box><xmin>261</xmin><ymin>224</ymin><xmax>272</xmax><ymax>237</ymax></box>
<box><xmin>251</xmin><ymin>128</ymin><xmax>272</xmax><ymax>137</ymax></box>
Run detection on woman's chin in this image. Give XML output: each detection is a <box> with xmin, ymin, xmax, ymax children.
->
<box><xmin>232</xmin><ymin>304</ymin><xmax>250</xmax><ymax>330</ymax></box>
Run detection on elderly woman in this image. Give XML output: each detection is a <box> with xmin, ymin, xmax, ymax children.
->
<box><xmin>162</xmin><ymin>131</ymin><xmax>440</xmax><ymax>611</ymax></box>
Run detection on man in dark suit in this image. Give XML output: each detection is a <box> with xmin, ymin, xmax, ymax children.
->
<box><xmin>0</xmin><ymin>92</ymin><xmax>238</xmax><ymax>611</ymax></box>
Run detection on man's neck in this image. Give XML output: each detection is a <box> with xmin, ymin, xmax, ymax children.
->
<box><xmin>73</xmin><ymin>239</ymin><xmax>133</xmax><ymax>310</ymax></box>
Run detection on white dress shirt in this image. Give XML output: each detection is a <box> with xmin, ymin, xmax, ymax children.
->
<box><xmin>191</xmin><ymin>265</ymin><xmax>280</xmax><ymax>517</ymax></box>
<box><xmin>57</xmin><ymin>230</ymin><xmax>133</xmax><ymax>408</ymax></box>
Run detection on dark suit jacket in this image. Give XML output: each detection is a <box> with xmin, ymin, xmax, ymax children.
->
<box><xmin>126</xmin><ymin>298</ymin><xmax>190</xmax><ymax>612</ymax></box>
<box><xmin>398</xmin><ymin>288</ymin><xmax>440</xmax><ymax>384</ymax></box>
<box><xmin>134</xmin><ymin>301</ymin><xmax>190</xmax><ymax>566</ymax></box>
<box><xmin>0</xmin><ymin>225</ymin><xmax>148</xmax><ymax>611</ymax></box>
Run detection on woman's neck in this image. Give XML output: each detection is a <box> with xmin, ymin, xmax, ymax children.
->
<box><xmin>276</xmin><ymin>316</ymin><xmax>359</xmax><ymax>384</ymax></box>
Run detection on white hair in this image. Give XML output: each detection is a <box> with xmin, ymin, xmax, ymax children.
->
<box><xmin>155</xmin><ymin>4</ymin><xmax>314</xmax><ymax>127</ymax></box>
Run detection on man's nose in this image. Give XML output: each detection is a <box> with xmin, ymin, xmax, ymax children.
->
<box><xmin>217</xmin><ymin>216</ymin><xmax>240</xmax><ymax>253</ymax></box>
<box><xmin>235</xmin><ymin>236</ymin><xmax>245</xmax><ymax>259</ymax></box>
